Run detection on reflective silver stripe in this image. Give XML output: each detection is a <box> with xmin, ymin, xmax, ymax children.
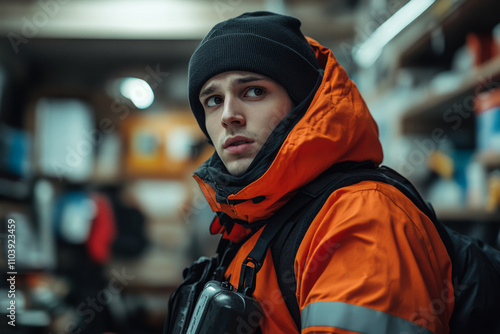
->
<box><xmin>302</xmin><ymin>301</ymin><xmax>434</xmax><ymax>334</ymax></box>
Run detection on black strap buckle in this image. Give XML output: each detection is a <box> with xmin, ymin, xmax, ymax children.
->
<box><xmin>238</xmin><ymin>257</ymin><xmax>260</xmax><ymax>296</ymax></box>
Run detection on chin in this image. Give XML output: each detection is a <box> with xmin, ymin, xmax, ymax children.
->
<box><xmin>226</xmin><ymin>161</ymin><xmax>252</xmax><ymax>177</ymax></box>
<box><xmin>227</xmin><ymin>167</ymin><xmax>247</xmax><ymax>177</ymax></box>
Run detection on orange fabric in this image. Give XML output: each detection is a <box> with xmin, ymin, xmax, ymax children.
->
<box><xmin>303</xmin><ymin>328</ymin><xmax>361</xmax><ymax>334</ymax></box>
<box><xmin>194</xmin><ymin>38</ymin><xmax>453</xmax><ymax>333</ymax></box>
<box><xmin>225</xmin><ymin>229</ymin><xmax>300</xmax><ymax>334</ymax></box>
<box><xmin>296</xmin><ymin>182</ymin><xmax>453</xmax><ymax>334</ymax></box>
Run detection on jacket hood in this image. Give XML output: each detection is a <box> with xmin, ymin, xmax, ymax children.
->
<box><xmin>193</xmin><ymin>38</ymin><xmax>383</xmax><ymax>239</ymax></box>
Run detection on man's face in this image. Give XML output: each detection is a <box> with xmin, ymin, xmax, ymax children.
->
<box><xmin>200</xmin><ymin>71</ymin><xmax>294</xmax><ymax>176</ymax></box>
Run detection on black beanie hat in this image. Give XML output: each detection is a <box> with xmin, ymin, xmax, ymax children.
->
<box><xmin>188</xmin><ymin>11</ymin><xmax>321</xmax><ymax>139</ymax></box>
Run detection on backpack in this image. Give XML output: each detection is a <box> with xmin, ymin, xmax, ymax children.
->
<box><xmin>270</xmin><ymin>163</ymin><xmax>500</xmax><ymax>333</ymax></box>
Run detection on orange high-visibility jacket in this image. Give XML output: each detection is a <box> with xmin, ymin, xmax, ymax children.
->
<box><xmin>193</xmin><ymin>38</ymin><xmax>454</xmax><ymax>334</ymax></box>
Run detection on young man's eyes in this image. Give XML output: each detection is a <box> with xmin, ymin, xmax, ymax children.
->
<box><xmin>203</xmin><ymin>87</ymin><xmax>266</xmax><ymax>108</ymax></box>
<box><xmin>245</xmin><ymin>87</ymin><xmax>265</xmax><ymax>98</ymax></box>
<box><xmin>206</xmin><ymin>96</ymin><xmax>223</xmax><ymax>107</ymax></box>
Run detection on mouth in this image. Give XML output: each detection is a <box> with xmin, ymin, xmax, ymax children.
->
<box><xmin>223</xmin><ymin>136</ymin><xmax>254</xmax><ymax>148</ymax></box>
<box><xmin>223</xmin><ymin>136</ymin><xmax>254</xmax><ymax>154</ymax></box>
<box><xmin>227</xmin><ymin>140</ymin><xmax>248</xmax><ymax>147</ymax></box>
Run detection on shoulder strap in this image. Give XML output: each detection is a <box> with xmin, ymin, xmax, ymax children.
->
<box><xmin>273</xmin><ymin>163</ymin><xmax>500</xmax><ymax>333</ymax></box>
<box><xmin>236</xmin><ymin>187</ymin><xmax>318</xmax><ymax>296</ymax></box>
<box><xmin>270</xmin><ymin>163</ymin><xmax>445</xmax><ymax>330</ymax></box>
<box><xmin>271</xmin><ymin>162</ymin><xmax>381</xmax><ymax>330</ymax></box>
<box><xmin>238</xmin><ymin>162</ymin><xmax>372</xmax><ymax>289</ymax></box>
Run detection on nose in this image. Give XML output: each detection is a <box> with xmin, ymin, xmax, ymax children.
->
<box><xmin>221</xmin><ymin>96</ymin><xmax>245</xmax><ymax>128</ymax></box>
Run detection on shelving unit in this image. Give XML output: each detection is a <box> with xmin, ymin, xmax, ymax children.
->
<box><xmin>398</xmin><ymin>0</ymin><xmax>500</xmax><ymax>68</ymax></box>
<box><xmin>362</xmin><ymin>0</ymin><xmax>500</xmax><ymax>230</ymax></box>
<box><xmin>363</xmin><ymin>0</ymin><xmax>500</xmax><ymax>100</ymax></box>
<box><xmin>400</xmin><ymin>56</ymin><xmax>500</xmax><ymax>134</ymax></box>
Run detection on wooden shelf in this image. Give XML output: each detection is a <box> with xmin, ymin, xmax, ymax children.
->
<box><xmin>400</xmin><ymin>56</ymin><xmax>500</xmax><ymax>134</ymax></box>
<box><xmin>398</xmin><ymin>0</ymin><xmax>500</xmax><ymax>67</ymax></box>
<box><xmin>376</xmin><ymin>0</ymin><xmax>500</xmax><ymax>135</ymax></box>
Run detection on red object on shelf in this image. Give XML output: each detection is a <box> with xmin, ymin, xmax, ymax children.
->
<box><xmin>467</xmin><ymin>33</ymin><xmax>499</xmax><ymax>67</ymax></box>
<box><xmin>87</xmin><ymin>193</ymin><xmax>117</xmax><ymax>264</ymax></box>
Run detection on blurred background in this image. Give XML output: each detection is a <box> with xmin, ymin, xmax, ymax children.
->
<box><xmin>0</xmin><ymin>0</ymin><xmax>499</xmax><ymax>333</ymax></box>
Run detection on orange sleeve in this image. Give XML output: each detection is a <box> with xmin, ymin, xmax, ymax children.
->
<box><xmin>295</xmin><ymin>181</ymin><xmax>453</xmax><ymax>334</ymax></box>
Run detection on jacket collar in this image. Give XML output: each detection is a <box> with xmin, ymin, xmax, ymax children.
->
<box><xmin>193</xmin><ymin>38</ymin><xmax>384</xmax><ymax>240</ymax></box>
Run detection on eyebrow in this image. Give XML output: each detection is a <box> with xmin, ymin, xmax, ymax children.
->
<box><xmin>199</xmin><ymin>75</ymin><xmax>271</xmax><ymax>99</ymax></box>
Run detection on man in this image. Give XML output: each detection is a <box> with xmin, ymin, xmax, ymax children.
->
<box><xmin>186</xmin><ymin>11</ymin><xmax>453</xmax><ymax>334</ymax></box>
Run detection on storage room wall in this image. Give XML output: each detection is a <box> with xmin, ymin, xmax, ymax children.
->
<box><xmin>0</xmin><ymin>1</ymin><xmax>499</xmax><ymax>334</ymax></box>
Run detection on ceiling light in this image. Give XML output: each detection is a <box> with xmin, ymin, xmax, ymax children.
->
<box><xmin>119</xmin><ymin>77</ymin><xmax>154</xmax><ymax>109</ymax></box>
<box><xmin>353</xmin><ymin>0</ymin><xmax>436</xmax><ymax>68</ymax></box>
